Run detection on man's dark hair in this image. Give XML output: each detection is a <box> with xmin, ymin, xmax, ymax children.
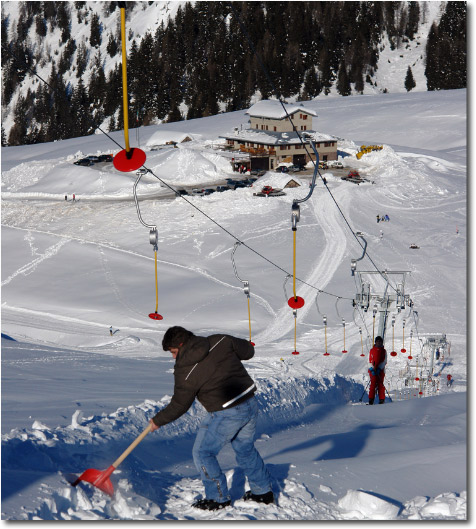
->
<box><xmin>375</xmin><ymin>336</ymin><xmax>384</xmax><ymax>345</ymax></box>
<box><xmin>162</xmin><ymin>326</ymin><xmax>193</xmax><ymax>351</ymax></box>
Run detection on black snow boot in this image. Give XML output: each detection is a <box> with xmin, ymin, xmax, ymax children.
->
<box><xmin>192</xmin><ymin>499</ymin><xmax>231</xmax><ymax>511</ymax></box>
<box><xmin>368</xmin><ymin>398</ymin><xmax>374</xmax><ymax>405</ymax></box>
<box><xmin>379</xmin><ymin>399</ymin><xmax>385</xmax><ymax>404</ymax></box>
<box><xmin>243</xmin><ymin>490</ymin><xmax>275</xmax><ymax>505</ymax></box>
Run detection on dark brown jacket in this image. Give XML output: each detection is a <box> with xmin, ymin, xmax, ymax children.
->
<box><xmin>152</xmin><ymin>334</ymin><xmax>256</xmax><ymax>427</ymax></box>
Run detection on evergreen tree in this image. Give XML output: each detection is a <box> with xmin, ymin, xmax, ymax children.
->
<box><xmin>106</xmin><ymin>32</ymin><xmax>118</xmax><ymax>57</ymax></box>
<box><xmin>425</xmin><ymin>22</ymin><xmax>440</xmax><ymax>90</ymax></box>
<box><xmin>404</xmin><ymin>66</ymin><xmax>416</xmax><ymax>92</ymax></box>
<box><xmin>70</xmin><ymin>78</ymin><xmax>91</xmax><ymax>136</ymax></box>
<box><xmin>336</xmin><ymin>61</ymin><xmax>351</xmax><ymax>96</ymax></box>
<box><xmin>90</xmin><ymin>12</ymin><xmax>102</xmax><ymax>48</ymax></box>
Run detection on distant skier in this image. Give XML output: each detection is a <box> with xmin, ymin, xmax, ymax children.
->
<box><xmin>72</xmin><ymin>194</ymin><xmax>76</xmax><ymax>202</ymax></box>
<box><xmin>376</xmin><ymin>215</ymin><xmax>380</xmax><ymax>223</ymax></box>
<box><xmin>368</xmin><ymin>336</ymin><xmax>387</xmax><ymax>404</ymax></box>
<box><xmin>65</xmin><ymin>195</ymin><xmax>67</xmax><ymax>201</ymax></box>
<box><xmin>447</xmin><ymin>374</ymin><xmax>453</xmax><ymax>387</ymax></box>
<box><xmin>384</xmin><ymin>214</ymin><xmax>390</xmax><ymax>221</ymax></box>
<box><xmin>110</xmin><ymin>326</ymin><xmax>113</xmax><ymax>336</ymax></box>
<box><xmin>148</xmin><ymin>326</ymin><xmax>274</xmax><ymax>510</ymax></box>
<box><xmin>380</xmin><ymin>230</ymin><xmax>383</xmax><ymax>239</ymax></box>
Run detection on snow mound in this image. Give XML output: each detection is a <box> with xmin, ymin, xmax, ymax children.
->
<box><xmin>338</xmin><ymin>489</ymin><xmax>401</xmax><ymax>520</ymax></box>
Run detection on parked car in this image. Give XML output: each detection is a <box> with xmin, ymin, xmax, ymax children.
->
<box><xmin>275</xmin><ymin>166</ymin><xmax>289</xmax><ymax>173</ymax></box>
<box><xmin>216</xmin><ymin>186</ymin><xmax>229</xmax><ymax>192</ymax></box>
<box><xmin>318</xmin><ymin>161</ymin><xmax>328</xmax><ymax>170</ymax></box>
<box><xmin>250</xmin><ymin>170</ymin><xmax>266</xmax><ymax>177</ymax></box>
<box><xmin>204</xmin><ymin>188</ymin><xmax>215</xmax><ymax>195</ymax></box>
<box><xmin>98</xmin><ymin>154</ymin><xmax>113</xmax><ymax>162</ymax></box>
<box><xmin>289</xmin><ymin>164</ymin><xmax>305</xmax><ymax>172</ymax></box>
<box><xmin>87</xmin><ymin>155</ymin><xmax>100</xmax><ymax>163</ymax></box>
<box><xmin>262</xmin><ymin>186</ymin><xmax>274</xmax><ymax>195</ymax></box>
<box><xmin>328</xmin><ymin>160</ymin><xmax>343</xmax><ymax>169</ymax></box>
<box><xmin>74</xmin><ymin>158</ymin><xmax>94</xmax><ymax>166</ymax></box>
<box><xmin>192</xmin><ymin>188</ymin><xmax>205</xmax><ymax>195</ymax></box>
<box><xmin>175</xmin><ymin>189</ymin><xmax>188</xmax><ymax>196</ymax></box>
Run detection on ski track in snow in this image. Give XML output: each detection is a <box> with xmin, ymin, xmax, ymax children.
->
<box><xmin>255</xmin><ymin>189</ymin><xmax>348</xmax><ymax>346</ymax></box>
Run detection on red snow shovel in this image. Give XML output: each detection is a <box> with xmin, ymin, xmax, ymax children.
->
<box><xmin>71</xmin><ymin>424</ymin><xmax>152</xmax><ymax>496</ymax></box>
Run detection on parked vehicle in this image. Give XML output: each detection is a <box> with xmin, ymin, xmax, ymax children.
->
<box><xmin>318</xmin><ymin>161</ymin><xmax>328</xmax><ymax>170</ymax></box>
<box><xmin>175</xmin><ymin>189</ymin><xmax>188</xmax><ymax>196</ymax></box>
<box><xmin>74</xmin><ymin>158</ymin><xmax>94</xmax><ymax>166</ymax></box>
<box><xmin>192</xmin><ymin>188</ymin><xmax>205</xmax><ymax>195</ymax></box>
<box><xmin>347</xmin><ymin>170</ymin><xmax>360</xmax><ymax>179</ymax></box>
<box><xmin>289</xmin><ymin>164</ymin><xmax>305</xmax><ymax>172</ymax></box>
<box><xmin>216</xmin><ymin>186</ymin><xmax>229</xmax><ymax>192</ymax></box>
<box><xmin>275</xmin><ymin>166</ymin><xmax>289</xmax><ymax>173</ymax></box>
<box><xmin>244</xmin><ymin>177</ymin><xmax>257</xmax><ymax>185</ymax></box>
<box><xmin>328</xmin><ymin>160</ymin><xmax>343</xmax><ymax>169</ymax></box>
<box><xmin>87</xmin><ymin>156</ymin><xmax>100</xmax><ymax>163</ymax></box>
<box><xmin>249</xmin><ymin>170</ymin><xmax>266</xmax><ymax>177</ymax></box>
<box><xmin>262</xmin><ymin>186</ymin><xmax>274</xmax><ymax>195</ymax></box>
<box><xmin>98</xmin><ymin>154</ymin><xmax>113</xmax><ymax>162</ymax></box>
<box><xmin>204</xmin><ymin>188</ymin><xmax>215</xmax><ymax>195</ymax></box>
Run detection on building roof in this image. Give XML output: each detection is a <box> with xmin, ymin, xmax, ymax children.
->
<box><xmin>220</xmin><ymin>129</ymin><xmax>335</xmax><ymax>146</ymax></box>
<box><xmin>145</xmin><ymin>130</ymin><xmax>193</xmax><ymax>146</ymax></box>
<box><xmin>246</xmin><ymin>100</ymin><xmax>318</xmax><ymax>119</ymax></box>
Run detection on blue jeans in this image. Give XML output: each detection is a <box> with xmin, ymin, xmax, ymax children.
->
<box><xmin>192</xmin><ymin>396</ymin><xmax>271</xmax><ymax>503</ymax></box>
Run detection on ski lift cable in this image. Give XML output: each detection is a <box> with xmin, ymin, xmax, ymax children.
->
<box><xmin>1</xmin><ymin>43</ymin><xmax>124</xmax><ymax>152</ymax></box>
<box><xmin>3</xmin><ymin>36</ymin><xmax>386</xmax><ymax>303</ymax></box>
<box><xmin>136</xmin><ymin>166</ymin><xmax>354</xmax><ymax>302</ymax></box>
<box><xmin>3</xmin><ymin>20</ymin><xmax>394</xmax><ymax>302</ymax></box>
<box><xmin>227</xmin><ymin>3</ymin><xmax>399</xmax><ymax>294</ymax></box>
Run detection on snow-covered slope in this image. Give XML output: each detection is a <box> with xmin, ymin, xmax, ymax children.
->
<box><xmin>1</xmin><ymin>88</ymin><xmax>467</xmax><ymax>520</ymax></box>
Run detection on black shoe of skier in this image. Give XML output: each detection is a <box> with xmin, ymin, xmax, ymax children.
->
<box><xmin>368</xmin><ymin>398</ymin><xmax>374</xmax><ymax>405</ymax></box>
<box><xmin>192</xmin><ymin>498</ymin><xmax>231</xmax><ymax>511</ymax></box>
<box><xmin>379</xmin><ymin>398</ymin><xmax>385</xmax><ymax>404</ymax></box>
<box><xmin>243</xmin><ymin>490</ymin><xmax>275</xmax><ymax>505</ymax></box>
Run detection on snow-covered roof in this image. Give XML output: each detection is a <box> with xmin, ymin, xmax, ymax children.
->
<box><xmin>246</xmin><ymin>100</ymin><xmax>318</xmax><ymax>119</ymax></box>
<box><xmin>220</xmin><ymin>129</ymin><xmax>335</xmax><ymax>146</ymax></box>
<box><xmin>145</xmin><ymin>130</ymin><xmax>193</xmax><ymax>146</ymax></box>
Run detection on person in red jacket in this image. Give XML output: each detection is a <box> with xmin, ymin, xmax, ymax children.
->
<box><xmin>368</xmin><ymin>336</ymin><xmax>387</xmax><ymax>404</ymax></box>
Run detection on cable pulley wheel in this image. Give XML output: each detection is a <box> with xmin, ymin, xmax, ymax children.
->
<box><xmin>114</xmin><ymin>148</ymin><xmax>147</xmax><ymax>172</ymax></box>
<box><xmin>288</xmin><ymin>296</ymin><xmax>305</xmax><ymax>309</ymax></box>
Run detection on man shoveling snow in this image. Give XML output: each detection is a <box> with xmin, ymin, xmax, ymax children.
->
<box><xmin>149</xmin><ymin>326</ymin><xmax>274</xmax><ymax>511</ymax></box>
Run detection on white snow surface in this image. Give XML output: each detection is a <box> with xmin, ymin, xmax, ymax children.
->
<box><xmin>1</xmin><ymin>89</ymin><xmax>467</xmax><ymax>521</ymax></box>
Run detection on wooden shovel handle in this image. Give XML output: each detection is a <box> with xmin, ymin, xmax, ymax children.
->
<box><xmin>112</xmin><ymin>424</ymin><xmax>152</xmax><ymax>469</ymax></box>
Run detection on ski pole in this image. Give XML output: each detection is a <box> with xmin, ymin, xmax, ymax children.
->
<box><xmin>359</xmin><ymin>379</ymin><xmax>371</xmax><ymax>402</ymax></box>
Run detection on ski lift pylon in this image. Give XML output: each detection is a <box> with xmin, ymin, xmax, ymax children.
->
<box><xmin>113</xmin><ymin>4</ymin><xmax>146</xmax><ymax>173</ymax></box>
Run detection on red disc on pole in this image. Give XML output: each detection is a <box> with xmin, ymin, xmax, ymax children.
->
<box><xmin>288</xmin><ymin>296</ymin><xmax>305</xmax><ymax>309</ymax></box>
<box><xmin>408</xmin><ymin>355</ymin><xmax>413</xmax><ymax>360</ymax></box>
<box><xmin>323</xmin><ymin>352</ymin><xmax>330</xmax><ymax>356</ymax></box>
<box><xmin>250</xmin><ymin>341</ymin><xmax>255</xmax><ymax>346</ymax></box>
<box><xmin>292</xmin><ymin>351</ymin><xmax>300</xmax><ymax>355</ymax></box>
<box><xmin>149</xmin><ymin>312</ymin><xmax>163</xmax><ymax>320</ymax></box>
<box><xmin>415</xmin><ymin>377</ymin><xmax>420</xmax><ymax>381</ymax></box>
<box><xmin>360</xmin><ymin>353</ymin><xmax>365</xmax><ymax>357</ymax></box>
<box><xmin>342</xmin><ymin>350</ymin><xmax>348</xmax><ymax>354</ymax></box>
<box><xmin>390</xmin><ymin>351</ymin><xmax>397</xmax><ymax>357</ymax></box>
<box><xmin>113</xmin><ymin>148</ymin><xmax>147</xmax><ymax>172</ymax></box>
<box><xmin>401</xmin><ymin>348</ymin><xmax>407</xmax><ymax>353</ymax></box>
